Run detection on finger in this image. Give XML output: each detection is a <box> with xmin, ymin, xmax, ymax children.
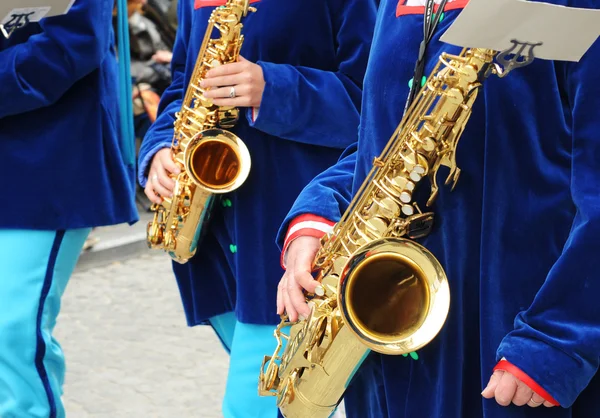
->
<box><xmin>287</xmin><ymin>270</ymin><xmax>312</xmax><ymax>320</ymax></box>
<box><xmin>159</xmin><ymin>152</ymin><xmax>181</xmax><ymax>175</ymax></box>
<box><xmin>152</xmin><ymin>180</ymin><xmax>172</xmax><ymax>200</ymax></box>
<box><xmin>482</xmin><ymin>370</ymin><xmax>503</xmax><ymax>398</ymax></box>
<box><xmin>282</xmin><ymin>281</ymin><xmax>298</xmax><ymax>322</ymax></box>
<box><xmin>200</xmin><ymin>74</ymin><xmax>245</xmax><ymax>89</ymax></box>
<box><xmin>156</xmin><ymin>169</ymin><xmax>176</xmax><ymax>194</ymax></box>
<box><xmin>150</xmin><ymin>169</ymin><xmax>174</xmax><ymax>198</ymax></box>
<box><xmin>211</xmin><ymin>96</ymin><xmax>253</xmax><ymax>107</ymax></box>
<box><xmin>511</xmin><ymin>379</ymin><xmax>533</xmax><ymax>406</ymax></box>
<box><xmin>204</xmin><ymin>84</ymin><xmax>250</xmax><ymax>100</ymax></box>
<box><xmin>238</xmin><ymin>55</ymin><xmax>248</xmax><ymax>63</ymax></box>
<box><xmin>144</xmin><ymin>182</ymin><xmax>162</xmax><ymax>204</ymax></box>
<box><xmin>494</xmin><ymin>371</ymin><xmax>518</xmax><ymax>407</ymax></box>
<box><xmin>277</xmin><ymin>277</ymin><xmax>286</xmax><ymax>315</ymax></box>
<box><xmin>294</xmin><ymin>250</ymin><xmax>320</xmax><ymax>293</ymax></box>
<box><xmin>543</xmin><ymin>400</ymin><xmax>555</xmax><ymax>408</ymax></box>
<box><xmin>206</xmin><ymin>61</ymin><xmax>246</xmax><ymax>78</ymax></box>
<box><xmin>527</xmin><ymin>392</ymin><xmax>545</xmax><ymax>408</ymax></box>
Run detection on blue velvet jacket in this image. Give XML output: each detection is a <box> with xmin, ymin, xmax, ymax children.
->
<box><xmin>138</xmin><ymin>0</ymin><xmax>377</xmax><ymax>325</ymax></box>
<box><xmin>277</xmin><ymin>0</ymin><xmax>600</xmax><ymax>416</ymax></box>
<box><xmin>0</xmin><ymin>0</ymin><xmax>138</xmax><ymax>230</ymax></box>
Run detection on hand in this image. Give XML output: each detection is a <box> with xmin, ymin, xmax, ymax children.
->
<box><xmin>277</xmin><ymin>236</ymin><xmax>322</xmax><ymax>322</ymax></box>
<box><xmin>152</xmin><ymin>50</ymin><xmax>173</xmax><ymax>64</ymax></box>
<box><xmin>482</xmin><ymin>369</ymin><xmax>556</xmax><ymax>408</ymax></box>
<box><xmin>201</xmin><ymin>56</ymin><xmax>265</xmax><ymax>108</ymax></box>
<box><xmin>144</xmin><ymin>148</ymin><xmax>181</xmax><ymax>204</ymax></box>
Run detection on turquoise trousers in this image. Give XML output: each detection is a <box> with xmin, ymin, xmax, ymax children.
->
<box><xmin>0</xmin><ymin>229</ymin><xmax>90</xmax><ymax>418</ymax></box>
<box><xmin>209</xmin><ymin>312</ymin><xmax>280</xmax><ymax>418</ymax></box>
<box><xmin>209</xmin><ymin>312</ymin><xmax>345</xmax><ymax>418</ymax></box>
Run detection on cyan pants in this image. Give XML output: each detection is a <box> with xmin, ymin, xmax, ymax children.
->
<box><xmin>0</xmin><ymin>229</ymin><xmax>90</xmax><ymax>418</ymax></box>
<box><xmin>209</xmin><ymin>312</ymin><xmax>280</xmax><ymax>418</ymax></box>
<box><xmin>210</xmin><ymin>312</ymin><xmax>345</xmax><ymax>418</ymax></box>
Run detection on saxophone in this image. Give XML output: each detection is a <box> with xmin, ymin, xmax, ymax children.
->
<box><xmin>146</xmin><ymin>0</ymin><xmax>256</xmax><ymax>263</ymax></box>
<box><xmin>258</xmin><ymin>46</ymin><xmax>530</xmax><ymax>417</ymax></box>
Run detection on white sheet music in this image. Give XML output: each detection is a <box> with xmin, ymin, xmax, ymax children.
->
<box><xmin>441</xmin><ymin>0</ymin><xmax>600</xmax><ymax>62</ymax></box>
<box><xmin>0</xmin><ymin>0</ymin><xmax>74</xmax><ymax>38</ymax></box>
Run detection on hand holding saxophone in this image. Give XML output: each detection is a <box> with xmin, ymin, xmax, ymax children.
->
<box><xmin>201</xmin><ymin>56</ymin><xmax>265</xmax><ymax>108</ymax></box>
<box><xmin>482</xmin><ymin>369</ymin><xmax>556</xmax><ymax>408</ymax></box>
<box><xmin>277</xmin><ymin>236</ymin><xmax>321</xmax><ymax>321</ymax></box>
<box><xmin>145</xmin><ymin>148</ymin><xmax>180</xmax><ymax>204</ymax></box>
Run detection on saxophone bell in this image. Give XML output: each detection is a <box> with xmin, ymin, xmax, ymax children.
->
<box><xmin>338</xmin><ymin>237</ymin><xmax>450</xmax><ymax>355</ymax></box>
<box><xmin>185</xmin><ymin>129</ymin><xmax>251</xmax><ymax>193</ymax></box>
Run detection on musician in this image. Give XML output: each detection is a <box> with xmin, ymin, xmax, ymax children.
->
<box><xmin>276</xmin><ymin>0</ymin><xmax>600</xmax><ymax>417</ymax></box>
<box><xmin>138</xmin><ymin>0</ymin><xmax>377</xmax><ymax>416</ymax></box>
<box><xmin>0</xmin><ymin>1</ymin><xmax>138</xmax><ymax>417</ymax></box>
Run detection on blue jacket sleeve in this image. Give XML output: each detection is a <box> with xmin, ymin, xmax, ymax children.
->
<box><xmin>276</xmin><ymin>143</ymin><xmax>358</xmax><ymax>250</ymax></box>
<box><xmin>497</xmin><ymin>37</ymin><xmax>600</xmax><ymax>408</ymax></box>
<box><xmin>137</xmin><ymin>0</ymin><xmax>191</xmax><ymax>187</ymax></box>
<box><xmin>246</xmin><ymin>0</ymin><xmax>377</xmax><ymax>149</ymax></box>
<box><xmin>0</xmin><ymin>1</ymin><xmax>113</xmax><ymax>119</ymax></box>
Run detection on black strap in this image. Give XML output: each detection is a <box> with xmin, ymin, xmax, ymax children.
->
<box><xmin>403</xmin><ymin>0</ymin><xmax>450</xmax><ymax>115</ymax></box>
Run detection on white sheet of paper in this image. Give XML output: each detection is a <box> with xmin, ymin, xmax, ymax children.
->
<box><xmin>440</xmin><ymin>0</ymin><xmax>600</xmax><ymax>62</ymax></box>
<box><xmin>1</xmin><ymin>7</ymin><xmax>52</xmax><ymax>26</ymax></box>
<box><xmin>0</xmin><ymin>0</ymin><xmax>74</xmax><ymax>24</ymax></box>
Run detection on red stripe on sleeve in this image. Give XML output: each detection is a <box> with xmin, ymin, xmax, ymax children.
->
<box><xmin>494</xmin><ymin>359</ymin><xmax>560</xmax><ymax>406</ymax></box>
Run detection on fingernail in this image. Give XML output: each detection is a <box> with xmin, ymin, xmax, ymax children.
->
<box><xmin>200</xmin><ymin>81</ymin><xmax>205</xmax><ymax>87</ymax></box>
<box><xmin>298</xmin><ymin>314</ymin><xmax>306</xmax><ymax>321</ymax></box>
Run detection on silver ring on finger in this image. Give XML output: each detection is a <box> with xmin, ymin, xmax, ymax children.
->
<box><xmin>152</xmin><ymin>174</ymin><xmax>159</xmax><ymax>183</ymax></box>
<box><xmin>229</xmin><ymin>86</ymin><xmax>236</xmax><ymax>98</ymax></box>
<box><xmin>528</xmin><ymin>397</ymin><xmax>543</xmax><ymax>407</ymax></box>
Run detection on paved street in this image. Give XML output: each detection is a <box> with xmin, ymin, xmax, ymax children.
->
<box><xmin>56</xmin><ymin>251</ymin><xmax>229</xmax><ymax>418</ymax></box>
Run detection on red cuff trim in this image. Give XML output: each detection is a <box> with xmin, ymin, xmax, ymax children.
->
<box><xmin>280</xmin><ymin>214</ymin><xmax>335</xmax><ymax>269</ymax></box>
<box><xmin>396</xmin><ymin>0</ymin><xmax>468</xmax><ymax>17</ymax></box>
<box><xmin>494</xmin><ymin>360</ymin><xmax>560</xmax><ymax>406</ymax></box>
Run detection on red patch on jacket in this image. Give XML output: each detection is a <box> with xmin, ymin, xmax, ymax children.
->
<box><xmin>396</xmin><ymin>0</ymin><xmax>469</xmax><ymax>17</ymax></box>
<box><xmin>195</xmin><ymin>0</ymin><xmax>260</xmax><ymax>9</ymax></box>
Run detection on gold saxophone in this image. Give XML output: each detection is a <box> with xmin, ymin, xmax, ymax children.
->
<box><xmin>147</xmin><ymin>0</ymin><xmax>256</xmax><ymax>263</ymax></box>
<box><xmin>258</xmin><ymin>46</ymin><xmax>530</xmax><ymax>417</ymax></box>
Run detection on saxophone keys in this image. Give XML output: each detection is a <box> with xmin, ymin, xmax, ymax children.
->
<box><xmin>409</xmin><ymin>171</ymin><xmax>422</xmax><ymax>182</ymax></box>
<box><xmin>365</xmin><ymin>217</ymin><xmax>387</xmax><ymax>235</ymax></box>
<box><xmin>161</xmin><ymin>197</ymin><xmax>172</xmax><ymax>210</ymax></box>
<box><xmin>409</xmin><ymin>159</ymin><xmax>429</xmax><ymax>182</ymax></box>
<box><xmin>321</xmin><ymin>274</ymin><xmax>339</xmax><ymax>297</ymax></box>
<box><xmin>373</xmin><ymin>196</ymin><xmax>400</xmax><ymax>218</ymax></box>
<box><xmin>421</xmin><ymin>137</ymin><xmax>437</xmax><ymax>152</ymax></box>
<box><xmin>402</xmin><ymin>204</ymin><xmax>415</xmax><ymax>216</ymax></box>
<box><xmin>400</xmin><ymin>191</ymin><xmax>412</xmax><ymax>204</ymax></box>
<box><xmin>390</xmin><ymin>175</ymin><xmax>415</xmax><ymax>193</ymax></box>
<box><xmin>333</xmin><ymin>256</ymin><xmax>348</xmax><ymax>274</ymax></box>
<box><xmin>315</xmin><ymin>285</ymin><xmax>325</xmax><ymax>297</ymax></box>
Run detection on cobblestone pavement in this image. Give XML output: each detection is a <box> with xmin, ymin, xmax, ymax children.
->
<box><xmin>55</xmin><ymin>252</ymin><xmax>229</xmax><ymax>418</ymax></box>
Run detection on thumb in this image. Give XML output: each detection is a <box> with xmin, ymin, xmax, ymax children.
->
<box><xmin>482</xmin><ymin>370</ymin><xmax>504</xmax><ymax>398</ymax></box>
